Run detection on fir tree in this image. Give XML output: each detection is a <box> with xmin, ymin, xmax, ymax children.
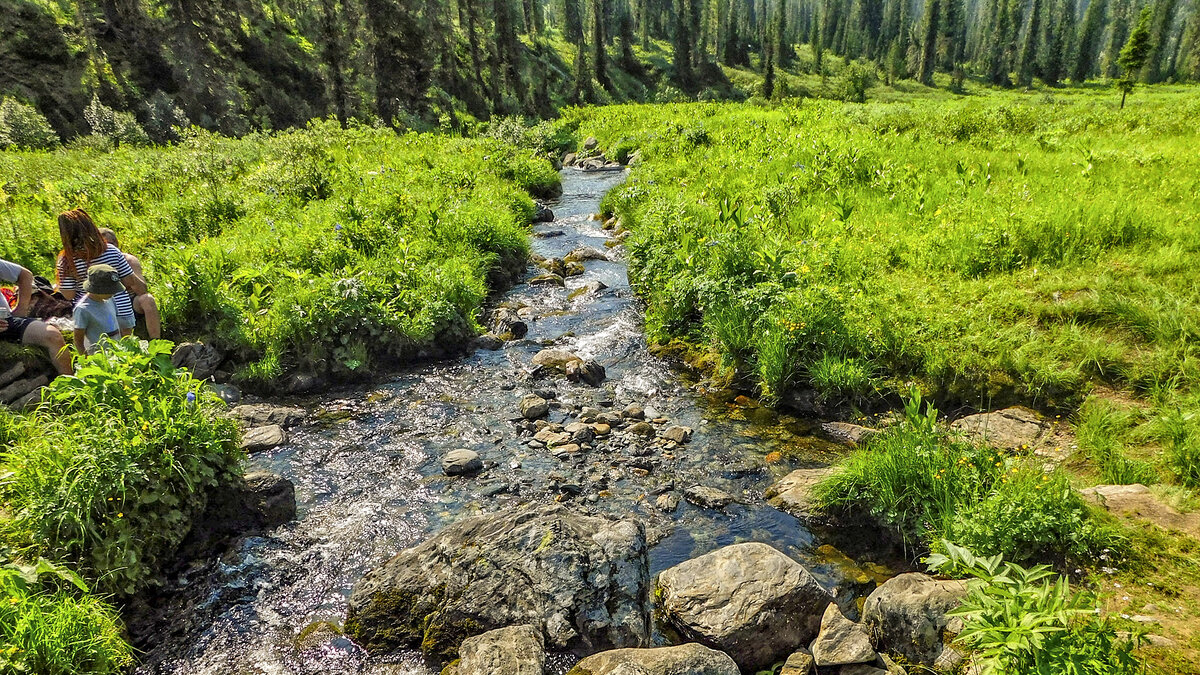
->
<box><xmin>1017</xmin><ymin>0</ymin><xmax>1043</xmax><ymax>86</ymax></box>
<box><xmin>1117</xmin><ymin>5</ymin><xmax>1152</xmax><ymax>106</ymax></box>
<box><xmin>593</xmin><ymin>0</ymin><xmax>611</xmax><ymax>89</ymax></box>
<box><xmin>918</xmin><ymin>0</ymin><xmax>941</xmax><ymax>83</ymax></box>
<box><xmin>1072</xmin><ymin>0</ymin><xmax>1107</xmax><ymax>81</ymax></box>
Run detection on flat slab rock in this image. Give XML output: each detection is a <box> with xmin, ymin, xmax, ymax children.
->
<box><xmin>567</xmin><ymin>643</ymin><xmax>739</xmax><ymax>675</ymax></box>
<box><xmin>949</xmin><ymin>407</ymin><xmax>1047</xmax><ymax>450</ymax></box>
<box><xmin>442</xmin><ymin>625</ymin><xmax>544</xmax><ymax>675</ymax></box>
<box><xmin>345</xmin><ymin>504</ymin><xmax>649</xmax><ymax>658</ymax></box>
<box><xmin>819</xmin><ymin>422</ymin><xmax>877</xmax><ymax>446</ymax></box>
<box><xmin>229</xmin><ymin>403</ymin><xmax>306</xmax><ymax>429</ymax></box>
<box><xmin>241</xmin><ymin>424</ymin><xmax>287</xmax><ymax>452</ymax></box>
<box><xmin>765</xmin><ymin>467</ymin><xmax>838</xmax><ymax>519</ymax></box>
<box><xmin>1082</xmin><ymin>484</ymin><xmax>1200</xmax><ymax>538</ymax></box>
<box><xmin>656</xmin><ymin>542</ymin><xmax>833</xmax><ymax>672</ymax></box>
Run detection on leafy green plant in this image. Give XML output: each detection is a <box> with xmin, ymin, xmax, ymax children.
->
<box><xmin>0</xmin><ymin>339</ymin><xmax>242</xmax><ymax>596</ymax></box>
<box><xmin>0</xmin><ymin>98</ymin><xmax>59</xmax><ymax>151</ymax></box>
<box><xmin>0</xmin><ymin>558</ymin><xmax>132</xmax><ymax>674</ymax></box>
<box><xmin>929</xmin><ymin>541</ymin><xmax>1144</xmax><ymax>675</ymax></box>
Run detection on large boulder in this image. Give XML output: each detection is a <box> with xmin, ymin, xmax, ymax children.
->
<box><xmin>950</xmin><ymin>407</ymin><xmax>1047</xmax><ymax>450</ymax></box>
<box><xmin>656</xmin><ymin>543</ymin><xmax>833</xmax><ymax>671</ymax></box>
<box><xmin>567</xmin><ymin>644</ymin><xmax>739</xmax><ymax>675</ymax></box>
<box><xmin>346</xmin><ymin>505</ymin><xmax>650</xmax><ymax>658</ymax></box>
<box><xmin>532</xmin><ymin>349</ymin><xmax>582</xmax><ymax>371</ymax></box>
<box><xmin>443</xmin><ymin>625</ymin><xmax>545</xmax><ymax>675</ymax></box>
<box><xmin>810</xmin><ymin>603</ymin><xmax>876</xmax><ymax>667</ymax></box>
<box><xmin>565</xmin><ymin>359</ymin><xmax>606</xmax><ymax>386</ymax></box>
<box><xmin>861</xmin><ymin>573</ymin><xmax>967</xmax><ymax>667</ymax></box>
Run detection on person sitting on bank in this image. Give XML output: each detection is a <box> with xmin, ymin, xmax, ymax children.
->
<box><xmin>98</xmin><ymin>228</ymin><xmax>161</xmax><ymax>339</ymax></box>
<box><xmin>0</xmin><ymin>258</ymin><xmax>74</xmax><ymax>375</ymax></box>
<box><xmin>54</xmin><ymin>209</ymin><xmax>148</xmax><ymax>338</ymax></box>
<box><xmin>72</xmin><ymin>265</ymin><xmax>125</xmax><ymax>356</ymax></box>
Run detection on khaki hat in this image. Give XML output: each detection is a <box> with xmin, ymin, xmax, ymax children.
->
<box><xmin>83</xmin><ymin>264</ymin><xmax>124</xmax><ymax>295</ymax></box>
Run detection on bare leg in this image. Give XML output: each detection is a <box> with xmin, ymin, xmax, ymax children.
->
<box><xmin>135</xmin><ymin>293</ymin><xmax>162</xmax><ymax>340</ymax></box>
<box><xmin>23</xmin><ymin>321</ymin><xmax>74</xmax><ymax>376</ymax></box>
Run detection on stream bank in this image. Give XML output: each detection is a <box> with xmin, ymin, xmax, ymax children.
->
<box><xmin>131</xmin><ymin>167</ymin><xmax>909</xmax><ymax>674</ymax></box>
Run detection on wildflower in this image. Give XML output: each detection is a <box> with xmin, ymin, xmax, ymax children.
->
<box><xmin>117</xmin><ymin>512</ymin><xmax>124</xmax><ymax>518</ymax></box>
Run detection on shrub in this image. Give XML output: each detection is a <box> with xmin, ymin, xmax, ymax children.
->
<box><xmin>815</xmin><ymin>392</ymin><xmax>1116</xmax><ymax>565</ymax></box>
<box><xmin>83</xmin><ymin>95</ymin><xmax>150</xmax><ymax>148</ymax></box>
<box><xmin>929</xmin><ymin>541</ymin><xmax>1144</xmax><ymax>675</ymax></box>
<box><xmin>0</xmin><ymin>340</ymin><xmax>242</xmax><ymax>596</ymax></box>
<box><xmin>0</xmin><ymin>98</ymin><xmax>59</xmax><ymax>150</ymax></box>
<box><xmin>840</xmin><ymin>61</ymin><xmax>875</xmax><ymax>103</ymax></box>
<box><xmin>141</xmin><ymin>90</ymin><xmax>190</xmax><ymax>144</ymax></box>
<box><xmin>0</xmin><ymin>559</ymin><xmax>133</xmax><ymax>674</ymax></box>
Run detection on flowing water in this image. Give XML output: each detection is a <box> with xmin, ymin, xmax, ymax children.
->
<box><xmin>135</xmin><ymin>169</ymin><xmax>898</xmax><ymax>675</ymax></box>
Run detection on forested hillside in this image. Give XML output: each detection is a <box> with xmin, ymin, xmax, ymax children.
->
<box><xmin>1</xmin><ymin>0</ymin><xmax>1197</xmax><ymax>145</ymax></box>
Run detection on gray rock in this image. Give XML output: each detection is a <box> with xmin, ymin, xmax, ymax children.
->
<box><xmin>820</xmin><ymin>422</ymin><xmax>878</xmax><ymax>447</ymax></box>
<box><xmin>243</xmin><ymin>471</ymin><xmax>297</xmax><ymax>527</ymax></box>
<box><xmin>862</xmin><ymin>573</ymin><xmax>967</xmax><ymax>667</ymax></box>
<box><xmin>490</xmin><ymin>308</ymin><xmax>529</xmax><ymax>340</ymax></box>
<box><xmin>442</xmin><ymin>449</ymin><xmax>483</xmax><ymax>476</ymax></box>
<box><xmin>566</xmin><ymin>359</ymin><xmax>606</xmax><ymax>386</ymax></box>
<box><xmin>563</xmin><ymin>152</ymin><xmax>578</xmax><ymax>167</ymax></box>
<box><xmin>655</xmin><ymin>493</ymin><xmax>680</xmax><ymax>512</ymax></box>
<box><xmin>568</xmin><ymin>644</ymin><xmax>739</xmax><ymax>675</ymax></box>
<box><xmin>0</xmin><ymin>362</ymin><xmax>26</xmax><ymax>388</ymax></box>
<box><xmin>241</xmin><ymin>424</ymin><xmax>288</xmax><ymax>453</ymax></box>
<box><xmin>656</xmin><ymin>542</ymin><xmax>833</xmax><ymax>671</ymax></box>
<box><xmin>950</xmin><ymin>407</ymin><xmax>1047</xmax><ymax>450</ymax></box>
<box><xmin>171</xmin><ymin>341</ymin><xmax>225</xmax><ymax>380</ymax></box>
<box><xmin>452</xmin><ymin>625</ymin><xmax>545</xmax><ymax>675</ymax></box>
<box><xmin>229</xmin><ymin>403</ymin><xmax>306</xmax><ymax>429</ymax></box>
<box><xmin>564</xmin><ymin>246</ymin><xmax>610</xmax><ymax>264</ymax></box>
<box><xmin>206</xmin><ymin>382</ymin><xmax>242</xmax><ymax>405</ymax></box>
<box><xmin>0</xmin><ymin>375</ymin><xmax>48</xmax><ymax>405</ymax></box>
<box><xmin>661</xmin><ymin>426</ymin><xmax>693</xmax><ymax>444</ymax></box>
<box><xmin>810</xmin><ymin>603</ymin><xmax>876</xmax><ymax>666</ymax></box>
<box><xmin>583</xmin><ymin>136</ymin><xmax>600</xmax><ymax>151</ymax></box>
<box><xmin>533</xmin><ymin>349</ymin><xmax>582</xmax><ymax>371</ymax></box>
<box><xmin>534</xmin><ymin>203</ymin><xmax>556</xmax><ymax>223</ymax></box>
<box><xmin>839</xmin><ymin>665</ymin><xmax>888</xmax><ymax>675</ymax></box>
<box><xmin>627</xmin><ymin>421</ymin><xmax>656</xmax><ymax>437</ymax></box>
<box><xmin>345</xmin><ymin>505</ymin><xmax>650</xmax><ymax>658</ymax></box>
<box><xmin>683</xmin><ymin>485</ymin><xmax>734</xmax><ymax>509</ymax></box>
<box><xmin>765</xmin><ymin>467</ymin><xmax>839</xmax><ymax>519</ymax></box>
<box><xmin>285</xmin><ymin>372</ymin><xmax>323</xmax><ymax>394</ymax></box>
<box><xmin>521</xmin><ymin>394</ymin><xmax>550</xmax><ymax>420</ymax></box>
<box><xmin>781</xmin><ymin>649</ymin><xmax>815</xmax><ymax>675</ymax></box>
<box><xmin>475</xmin><ymin>334</ymin><xmax>505</xmax><ymax>351</ymax></box>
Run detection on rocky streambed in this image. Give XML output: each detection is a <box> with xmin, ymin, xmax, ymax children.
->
<box><xmin>133</xmin><ymin>168</ymin><xmax>937</xmax><ymax>674</ymax></box>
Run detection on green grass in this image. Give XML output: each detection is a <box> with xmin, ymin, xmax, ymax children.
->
<box><xmin>814</xmin><ymin>394</ymin><xmax>1120</xmax><ymax>567</ymax></box>
<box><xmin>0</xmin><ymin>120</ymin><xmax>559</xmax><ymax>387</ymax></box>
<box><xmin>564</xmin><ymin>88</ymin><xmax>1200</xmax><ymax>412</ymax></box>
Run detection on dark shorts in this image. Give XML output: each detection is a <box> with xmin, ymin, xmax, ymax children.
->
<box><xmin>1</xmin><ymin>315</ymin><xmax>37</xmax><ymax>343</ymax></box>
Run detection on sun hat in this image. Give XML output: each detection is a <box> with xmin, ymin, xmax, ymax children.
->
<box><xmin>83</xmin><ymin>264</ymin><xmax>125</xmax><ymax>295</ymax></box>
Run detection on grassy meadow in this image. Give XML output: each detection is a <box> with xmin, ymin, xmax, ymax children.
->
<box><xmin>1</xmin><ymin>120</ymin><xmax>560</xmax><ymax>386</ymax></box>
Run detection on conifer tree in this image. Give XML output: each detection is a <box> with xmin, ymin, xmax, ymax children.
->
<box><xmin>593</xmin><ymin>0</ymin><xmax>611</xmax><ymax>89</ymax></box>
<box><xmin>777</xmin><ymin>0</ymin><xmax>792</xmax><ymax>66</ymax></box>
<box><xmin>1143</xmin><ymin>0</ymin><xmax>1180</xmax><ymax>82</ymax></box>
<box><xmin>1072</xmin><ymin>0</ymin><xmax>1107</xmax><ymax>81</ymax></box>
<box><xmin>1017</xmin><ymin>0</ymin><xmax>1043</xmax><ymax>85</ymax></box>
<box><xmin>1104</xmin><ymin>0</ymin><xmax>1130</xmax><ymax>77</ymax></box>
<box><xmin>674</xmin><ymin>0</ymin><xmax>696</xmax><ymax>86</ymax></box>
<box><xmin>918</xmin><ymin>0</ymin><xmax>941</xmax><ymax>83</ymax></box>
<box><xmin>1117</xmin><ymin>5</ymin><xmax>1152</xmax><ymax>106</ymax></box>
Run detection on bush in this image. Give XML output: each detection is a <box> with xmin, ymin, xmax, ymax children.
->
<box><xmin>0</xmin><ymin>98</ymin><xmax>59</xmax><ymax>150</ymax></box>
<box><xmin>840</xmin><ymin>61</ymin><xmax>875</xmax><ymax>103</ymax></box>
<box><xmin>141</xmin><ymin>90</ymin><xmax>190</xmax><ymax>144</ymax></box>
<box><xmin>815</xmin><ymin>392</ymin><xmax>1116</xmax><ymax>565</ymax></box>
<box><xmin>83</xmin><ymin>95</ymin><xmax>150</xmax><ymax>148</ymax></box>
<box><xmin>0</xmin><ymin>559</ymin><xmax>133</xmax><ymax>674</ymax></box>
<box><xmin>0</xmin><ymin>340</ymin><xmax>242</xmax><ymax>596</ymax></box>
<box><xmin>930</xmin><ymin>542</ymin><xmax>1144</xmax><ymax>675</ymax></box>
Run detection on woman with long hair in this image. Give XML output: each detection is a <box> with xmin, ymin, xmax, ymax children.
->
<box><xmin>55</xmin><ymin>208</ymin><xmax>149</xmax><ymax>338</ymax></box>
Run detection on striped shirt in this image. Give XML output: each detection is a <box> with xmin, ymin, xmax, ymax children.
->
<box><xmin>57</xmin><ymin>244</ymin><xmax>136</xmax><ymax>321</ymax></box>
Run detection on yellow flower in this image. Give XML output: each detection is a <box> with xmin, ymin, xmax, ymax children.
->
<box><xmin>117</xmin><ymin>513</ymin><xmax>124</xmax><ymax>518</ymax></box>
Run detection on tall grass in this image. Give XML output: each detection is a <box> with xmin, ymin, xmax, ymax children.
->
<box><xmin>814</xmin><ymin>394</ymin><xmax>1119</xmax><ymax>566</ymax></box>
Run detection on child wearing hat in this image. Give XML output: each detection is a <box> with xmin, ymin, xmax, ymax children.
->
<box><xmin>72</xmin><ymin>264</ymin><xmax>125</xmax><ymax>355</ymax></box>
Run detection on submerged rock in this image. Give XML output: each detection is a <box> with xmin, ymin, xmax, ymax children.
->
<box><xmin>345</xmin><ymin>505</ymin><xmax>650</xmax><ymax>658</ymax></box>
<box><xmin>568</xmin><ymin>643</ymin><xmax>739</xmax><ymax>675</ymax></box>
<box><xmin>564</xmin><ymin>246</ymin><xmax>610</xmax><ymax>264</ymax></box>
<box><xmin>443</xmin><ymin>624</ymin><xmax>544</xmax><ymax>675</ymax></box>
<box><xmin>861</xmin><ymin>573</ymin><xmax>967</xmax><ymax>667</ymax></box>
<box><xmin>819</xmin><ymin>422</ymin><xmax>878</xmax><ymax>447</ymax></box>
<box><xmin>656</xmin><ymin>542</ymin><xmax>833</xmax><ymax>671</ymax></box>
<box><xmin>683</xmin><ymin>485</ymin><xmax>734</xmax><ymax>509</ymax></box>
<box><xmin>229</xmin><ymin>403</ymin><xmax>306</xmax><ymax>429</ymax></box>
<box><xmin>530</xmin><ymin>273</ymin><xmax>565</xmax><ymax>287</ymax></box>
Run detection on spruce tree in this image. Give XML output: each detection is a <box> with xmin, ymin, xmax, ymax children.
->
<box><xmin>674</xmin><ymin>0</ymin><xmax>696</xmax><ymax>86</ymax></box>
<box><xmin>777</xmin><ymin>0</ymin><xmax>792</xmax><ymax>66</ymax></box>
<box><xmin>1072</xmin><ymin>0</ymin><xmax>1107</xmax><ymax>81</ymax></box>
<box><xmin>918</xmin><ymin>0</ymin><xmax>941</xmax><ymax>83</ymax></box>
<box><xmin>764</xmin><ymin>24</ymin><xmax>778</xmax><ymax>96</ymax></box>
<box><xmin>812</xmin><ymin>4</ymin><xmax>825</xmax><ymax>71</ymax></box>
<box><xmin>1017</xmin><ymin>0</ymin><xmax>1043</xmax><ymax>86</ymax></box>
<box><xmin>1104</xmin><ymin>0</ymin><xmax>1130</xmax><ymax>77</ymax></box>
<box><xmin>1143</xmin><ymin>0</ymin><xmax>1180</xmax><ymax>82</ymax></box>
<box><xmin>593</xmin><ymin>0</ymin><xmax>611</xmax><ymax>89</ymax></box>
<box><xmin>1117</xmin><ymin>5</ymin><xmax>1152</xmax><ymax>105</ymax></box>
